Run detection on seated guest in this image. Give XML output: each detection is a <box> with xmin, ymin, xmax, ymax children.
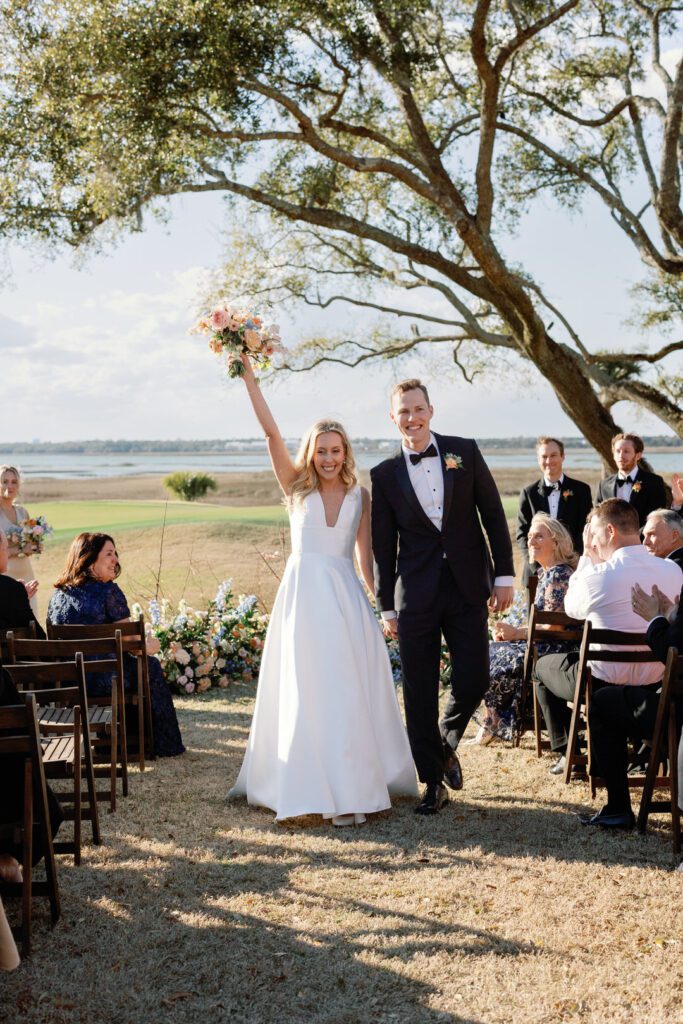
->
<box><xmin>534</xmin><ymin>499</ymin><xmax>682</xmax><ymax>782</ymax></box>
<box><xmin>0</xmin><ymin>530</ymin><xmax>45</xmax><ymax>638</ymax></box>
<box><xmin>595</xmin><ymin>434</ymin><xmax>667</xmax><ymax>527</ymax></box>
<box><xmin>472</xmin><ymin>514</ymin><xmax>578</xmax><ymax>744</ymax></box>
<box><xmin>643</xmin><ymin>509</ymin><xmax>683</xmax><ymax>569</ymax></box>
<box><xmin>516</xmin><ymin>437</ymin><xmax>592</xmax><ymax>588</ymax></box>
<box><xmin>47</xmin><ymin>533</ymin><xmax>185</xmax><ymax>758</ymax></box>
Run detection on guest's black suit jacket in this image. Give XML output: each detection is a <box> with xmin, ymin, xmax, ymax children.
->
<box><xmin>0</xmin><ymin>574</ymin><xmax>45</xmax><ymax>638</ymax></box>
<box><xmin>646</xmin><ymin>590</ymin><xmax>683</xmax><ymax>663</ymax></box>
<box><xmin>667</xmin><ymin>547</ymin><xmax>683</xmax><ymax>570</ymax></box>
<box><xmin>516</xmin><ymin>474</ymin><xmax>592</xmax><ymax>585</ymax></box>
<box><xmin>596</xmin><ymin>468</ymin><xmax>668</xmax><ymax>526</ymax></box>
<box><xmin>371</xmin><ymin>434</ymin><xmax>514</xmax><ymax>614</ymax></box>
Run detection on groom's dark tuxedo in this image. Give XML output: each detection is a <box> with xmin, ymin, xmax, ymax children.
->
<box><xmin>371</xmin><ymin>433</ymin><xmax>514</xmax><ymax>783</ymax></box>
<box><xmin>596</xmin><ymin>468</ymin><xmax>667</xmax><ymax>527</ymax></box>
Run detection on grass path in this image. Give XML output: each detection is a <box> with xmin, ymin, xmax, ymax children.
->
<box><xmin>3</xmin><ymin>690</ymin><xmax>681</xmax><ymax>1024</ymax></box>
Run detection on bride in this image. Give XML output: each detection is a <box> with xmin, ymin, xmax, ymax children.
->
<box><xmin>229</xmin><ymin>355</ymin><xmax>417</xmax><ymax>825</ymax></box>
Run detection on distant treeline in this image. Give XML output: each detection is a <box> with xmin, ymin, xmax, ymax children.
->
<box><xmin>1</xmin><ymin>436</ymin><xmax>680</xmax><ymax>454</ymax></box>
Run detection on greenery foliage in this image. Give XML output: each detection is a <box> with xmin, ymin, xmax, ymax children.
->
<box><xmin>164</xmin><ymin>471</ymin><xmax>217</xmax><ymax>502</ymax></box>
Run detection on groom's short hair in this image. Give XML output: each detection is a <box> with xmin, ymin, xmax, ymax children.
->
<box><xmin>390</xmin><ymin>379</ymin><xmax>431</xmax><ymax>406</ymax></box>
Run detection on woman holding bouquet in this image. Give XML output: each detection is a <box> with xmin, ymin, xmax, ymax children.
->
<box><xmin>229</xmin><ymin>355</ymin><xmax>417</xmax><ymax>825</ymax></box>
<box><xmin>0</xmin><ymin>465</ymin><xmax>39</xmax><ymax>614</ymax></box>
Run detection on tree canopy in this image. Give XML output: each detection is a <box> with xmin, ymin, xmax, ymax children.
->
<box><xmin>1</xmin><ymin>0</ymin><xmax>681</xmax><ymax>461</ymax></box>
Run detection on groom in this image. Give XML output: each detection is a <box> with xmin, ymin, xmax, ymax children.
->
<box><xmin>371</xmin><ymin>380</ymin><xmax>514</xmax><ymax>814</ymax></box>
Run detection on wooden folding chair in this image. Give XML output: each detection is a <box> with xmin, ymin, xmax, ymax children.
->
<box><xmin>6</xmin><ymin>634</ymin><xmax>127</xmax><ymax>811</ymax></box>
<box><xmin>4</xmin><ymin>656</ymin><xmax>102</xmax><ymax>865</ymax></box>
<box><xmin>0</xmin><ymin>695</ymin><xmax>61</xmax><ymax>956</ymax></box>
<box><xmin>2</xmin><ymin>623</ymin><xmax>37</xmax><ymax>642</ymax></box>
<box><xmin>517</xmin><ymin>607</ymin><xmax>583</xmax><ymax>751</ymax></box>
<box><xmin>48</xmin><ymin>619</ymin><xmax>155</xmax><ymax>769</ymax></box>
<box><xmin>564</xmin><ymin>621</ymin><xmax>665</xmax><ymax>791</ymax></box>
<box><xmin>637</xmin><ymin>648</ymin><xmax>682</xmax><ymax>859</ymax></box>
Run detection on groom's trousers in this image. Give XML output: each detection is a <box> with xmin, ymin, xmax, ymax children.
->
<box><xmin>397</xmin><ymin>561</ymin><xmax>489</xmax><ymax>784</ymax></box>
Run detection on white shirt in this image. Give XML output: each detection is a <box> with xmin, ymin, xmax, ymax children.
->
<box><xmin>543</xmin><ymin>474</ymin><xmax>564</xmax><ymax>519</ymax></box>
<box><xmin>563</xmin><ymin>545</ymin><xmax>683</xmax><ymax>685</ymax></box>
<box><xmin>615</xmin><ymin>472</ymin><xmax>636</xmax><ymax>502</ymax></box>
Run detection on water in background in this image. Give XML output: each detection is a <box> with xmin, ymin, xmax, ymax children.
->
<box><xmin>4</xmin><ymin>445</ymin><xmax>682</xmax><ymax>478</ymax></box>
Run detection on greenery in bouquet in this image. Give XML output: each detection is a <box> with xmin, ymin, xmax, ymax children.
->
<box><xmin>210</xmin><ymin>579</ymin><xmax>268</xmax><ymax>684</ymax></box>
<box><xmin>192</xmin><ymin>301</ymin><xmax>284</xmax><ymax>379</ymax></box>
<box><xmin>6</xmin><ymin>515</ymin><xmax>53</xmax><ymax>557</ymax></box>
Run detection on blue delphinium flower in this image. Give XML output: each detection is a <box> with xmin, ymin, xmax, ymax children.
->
<box><xmin>148</xmin><ymin>599</ymin><xmax>161</xmax><ymax>627</ymax></box>
<box><xmin>214</xmin><ymin>578</ymin><xmax>233</xmax><ymax>613</ymax></box>
<box><xmin>235</xmin><ymin>594</ymin><xmax>258</xmax><ymax>617</ymax></box>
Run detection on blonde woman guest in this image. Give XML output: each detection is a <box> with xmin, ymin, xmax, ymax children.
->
<box><xmin>229</xmin><ymin>355</ymin><xmax>417</xmax><ymax>825</ymax></box>
<box><xmin>0</xmin><ymin>466</ymin><xmax>39</xmax><ymax>615</ymax></box>
<box><xmin>470</xmin><ymin>513</ymin><xmax>579</xmax><ymax>744</ymax></box>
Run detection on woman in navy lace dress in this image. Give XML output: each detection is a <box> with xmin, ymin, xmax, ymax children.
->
<box><xmin>471</xmin><ymin>513</ymin><xmax>578</xmax><ymax>744</ymax></box>
<box><xmin>47</xmin><ymin>533</ymin><xmax>184</xmax><ymax>757</ymax></box>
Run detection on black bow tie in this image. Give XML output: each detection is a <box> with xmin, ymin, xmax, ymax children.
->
<box><xmin>617</xmin><ymin>475</ymin><xmax>633</xmax><ymax>486</ymax></box>
<box><xmin>409</xmin><ymin>443</ymin><xmax>438</xmax><ymax>465</ymax></box>
<box><xmin>542</xmin><ymin>482</ymin><xmax>559</xmax><ymax>496</ymax></box>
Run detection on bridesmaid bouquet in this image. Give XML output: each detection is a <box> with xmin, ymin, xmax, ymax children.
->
<box><xmin>8</xmin><ymin>515</ymin><xmax>53</xmax><ymax>557</ymax></box>
<box><xmin>192</xmin><ymin>301</ymin><xmax>284</xmax><ymax>378</ymax></box>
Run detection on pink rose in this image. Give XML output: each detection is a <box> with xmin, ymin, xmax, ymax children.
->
<box><xmin>185</xmin><ymin>681</ymin><xmax>195</xmax><ymax>693</ymax></box>
<box><xmin>211</xmin><ymin>307</ymin><xmax>232</xmax><ymax>331</ymax></box>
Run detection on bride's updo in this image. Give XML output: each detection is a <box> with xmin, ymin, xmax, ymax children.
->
<box><xmin>289</xmin><ymin>420</ymin><xmax>358</xmax><ymax>503</ymax></box>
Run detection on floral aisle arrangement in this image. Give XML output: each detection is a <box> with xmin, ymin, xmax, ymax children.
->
<box><xmin>192</xmin><ymin>300</ymin><xmax>284</xmax><ymax>379</ymax></box>
<box><xmin>6</xmin><ymin>515</ymin><xmax>53</xmax><ymax>558</ymax></box>
<box><xmin>132</xmin><ymin>580</ymin><xmax>269</xmax><ymax>695</ymax></box>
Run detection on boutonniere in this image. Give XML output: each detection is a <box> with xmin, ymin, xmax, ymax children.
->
<box><xmin>632</xmin><ymin>481</ymin><xmax>642</xmax><ymax>493</ymax></box>
<box><xmin>562</xmin><ymin>489</ymin><xmax>573</xmax><ymax>500</ymax></box>
<box><xmin>444</xmin><ymin>453</ymin><xmax>463</xmax><ymax>470</ymax></box>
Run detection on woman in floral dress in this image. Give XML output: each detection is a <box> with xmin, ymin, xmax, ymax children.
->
<box><xmin>471</xmin><ymin>513</ymin><xmax>578</xmax><ymax>743</ymax></box>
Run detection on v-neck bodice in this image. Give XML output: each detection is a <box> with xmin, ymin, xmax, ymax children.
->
<box><xmin>289</xmin><ymin>486</ymin><xmax>361</xmax><ymax>561</ymax></box>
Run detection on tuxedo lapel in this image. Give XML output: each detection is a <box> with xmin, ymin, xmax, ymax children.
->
<box><xmin>535</xmin><ymin>480</ymin><xmax>550</xmax><ymax>512</ymax></box>
<box><xmin>438</xmin><ymin>434</ymin><xmax>456</xmax><ymax>528</ymax></box>
<box><xmin>394</xmin><ymin>454</ymin><xmax>439</xmax><ymax>533</ymax></box>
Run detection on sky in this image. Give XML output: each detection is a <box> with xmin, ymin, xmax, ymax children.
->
<box><xmin>1</xmin><ymin>118</ymin><xmax>680</xmax><ymax>446</ymax></box>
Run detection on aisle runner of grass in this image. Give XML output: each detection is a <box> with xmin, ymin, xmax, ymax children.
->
<box><xmin>40</xmin><ymin>501</ymin><xmax>289</xmax><ymax>540</ymax></box>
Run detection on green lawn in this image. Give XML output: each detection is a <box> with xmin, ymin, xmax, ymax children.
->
<box><xmin>40</xmin><ymin>500</ymin><xmax>288</xmax><ymax>540</ymax></box>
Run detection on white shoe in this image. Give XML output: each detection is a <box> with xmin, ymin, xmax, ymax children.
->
<box><xmin>464</xmin><ymin>725</ymin><xmax>494</xmax><ymax>747</ymax></box>
<box><xmin>332</xmin><ymin>813</ymin><xmax>367</xmax><ymax>827</ymax></box>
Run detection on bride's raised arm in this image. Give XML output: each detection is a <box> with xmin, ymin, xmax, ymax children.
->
<box><xmin>240</xmin><ymin>354</ymin><xmax>297</xmax><ymax>494</ymax></box>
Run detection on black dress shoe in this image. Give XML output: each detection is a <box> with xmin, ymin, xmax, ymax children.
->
<box><xmin>578</xmin><ymin>808</ymin><xmax>635</xmax><ymax>830</ymax></box>
<box><xmin>443</xmin><ymin>745</ymin><xmax>463</xmax><ymax>790</ymax></box>
<box><xmin>414</xmin><ymin>782</ymin><xmax>449</xmax><ymax>815</ymax></box>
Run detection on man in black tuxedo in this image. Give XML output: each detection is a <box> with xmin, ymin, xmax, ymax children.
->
<box><xmin>516</xmin><ymin>436</ymin><xmax>592</xmax><ymax>587</ymax></box>
<box><xmin>643</xmin><ymin>509</ymin><xmax>683</xmax><ymax>570</ymax></box>
<box><xmin>371</xmin><ymin>379</ymin><xmax>514</xmax><ymax>815</ymax></box>
<box><xmin>596</xmin><ymin>433</ymin><xmax>667</xmax><ymax>527</ymax></box>
<box><xmin>0</xmin><ymin>530</ymin><xmax>45</xmax><ymax>638</ymax></box>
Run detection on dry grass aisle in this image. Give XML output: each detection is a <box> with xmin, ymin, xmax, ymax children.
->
<box><xmin>3</xmin><ymin>686</ymin><xmax>682</xmax><ymax>1024</ymax></box>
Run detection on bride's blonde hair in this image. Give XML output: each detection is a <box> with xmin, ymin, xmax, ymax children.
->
<box><xmin>289</xmin><ymin>420</ymin><xmax>358</xmax><ymax>503</ymax></box>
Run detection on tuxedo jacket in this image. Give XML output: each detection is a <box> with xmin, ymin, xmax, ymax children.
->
<box><xmin>516</xmin><ymin>474</ymin><xmax>592</xmax><ymax>584</ymax></box>
<box><xmin>646</xmin><ymin>590</ymin><xmax>683</xmax><ymax>664</ymax></box>
<box><xmin>596</xmin><ymin>468</ymin><xmax>668</xmax><ymax>527</ymax></box>
<box><xmin>0</xmin><ymin>574</ymin><xmax>45</xmax><ymax>639</ymax></box>
<box><xmin>370</xmin><ymin>434</ymin><xmax>514</xmax><ymax>614</ymax></box>
<box><xmin>667</xmin><ymin>547</ymin><xmax>683</xmax><ymax>570</ymax></box>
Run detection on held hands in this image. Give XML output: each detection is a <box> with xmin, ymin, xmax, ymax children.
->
<box><xmin>488</xmin><ymin>585</ymin><xmax>514</xmax><ymax>613</ymax></box>
<box><xmin>382</xmin><ymin>617</ymin><xmax>399</xmax><ymax>640</ymax></box>
<box><xmin>631</xmin><ymin>582</ymin><xmax>676</xmax><ymax>623</ymax></box>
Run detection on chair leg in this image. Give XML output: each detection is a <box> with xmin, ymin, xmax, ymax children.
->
<box><xmin>669</xmin><ymin>705</ymin><xmax>681</xmax><ymax>857</ymax></box>
<box><xmin>79</xmin><ymin>708</ymin><xmax>101</xmax><ymax>846</ymax></box>
<box><xmin>22</xmin><ymin>758</ymin><xmax>33</xmax><ymax>957</ymax></box>
<box><xmin>533</xmin><ymin>683</ymin><xmax>544</xmax><ymax>758</ymax></box>
<box><xmin>74</xmin><ymin>711</ymin><xmax>82</xmax><ymax>866</ymax></box>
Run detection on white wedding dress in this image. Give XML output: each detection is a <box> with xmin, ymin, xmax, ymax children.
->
<box><xmin>229</xmin><ymin>485</ymin><xmax>417</xmax><ymax>820</ymax></box>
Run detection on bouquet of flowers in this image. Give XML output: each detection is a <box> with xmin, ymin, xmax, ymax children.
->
<box><xmin>192</xmin><ymin>301</ymin><xmax>284</xmax><ymax>378</ymax></box>
<box><xmin>7</xmin><ymin>515</ymin><xmax>53</xmax><ymax>558</ymax></box>
<box><xmin>210</xmin><ymin>580</ymin><xmax>268</xmax><ymax>683</ymax></box>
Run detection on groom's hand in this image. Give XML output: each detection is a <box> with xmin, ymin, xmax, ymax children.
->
<box><xmin>382</xmin><ymin>617</ymin><xmax>398</xmax><ymax>639</ymax></box>
<box><xmin>488</xmin><ymin>585</ymin><xmax>514</xmax><ymax>613</ymax></box>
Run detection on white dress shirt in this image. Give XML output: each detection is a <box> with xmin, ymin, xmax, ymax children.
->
<box><xmin>563</xmin><ymin>545</ymin><xmax>683</xmax><ymax>684</ymax></box>
<box><xmin>615</xmin><ymin>472</ymin><xmax>636</xmax><ymax>502</ymax></box>
<box><xmin>544</xmin><ymin>474</ymin><xmax>564</xmax><ymax>519</ymax></box>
